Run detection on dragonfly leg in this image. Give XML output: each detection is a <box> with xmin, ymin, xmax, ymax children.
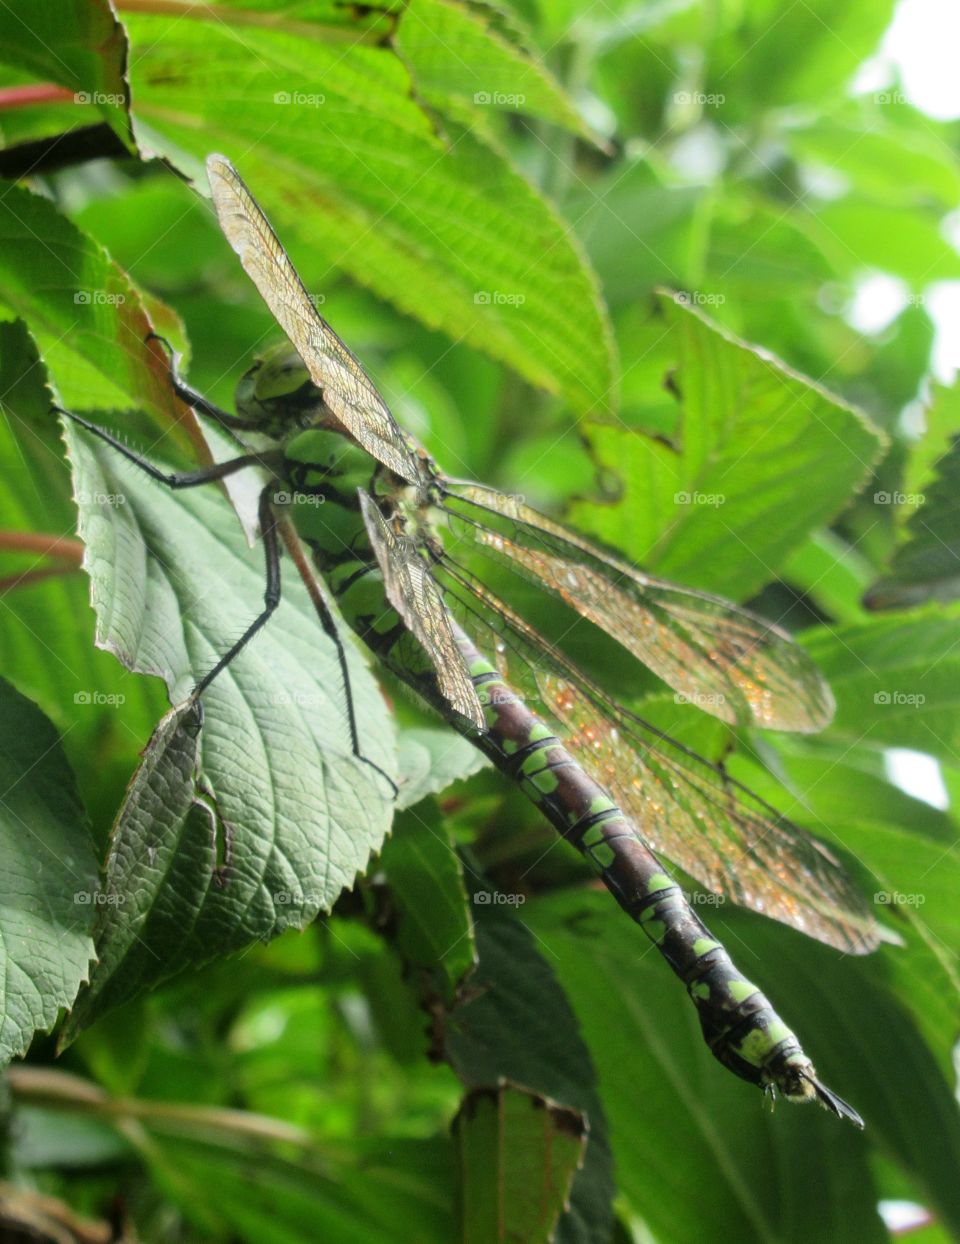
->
<box><xmin>316</xmin><ymin>602</ymin><xmax>399</xmax><ymax>797</ymax></box>
<box><xmin>192</xmin><ymin>484</ymin><xmax>281</xmax><ymax>699</ymax></box>
<box><xmin>146</xmin><ymin>332</ymin><xmax>261</xmax><ymax>430</ymax></box>
<box><xmin>276</xmin><ymin>517</ymin><xmax>398</xmax><ymax>798</ymax></box>
<box><xmin>55</xmin><ymin>407</ymin><xmax>264</xmax><ymax>488</ymax></box>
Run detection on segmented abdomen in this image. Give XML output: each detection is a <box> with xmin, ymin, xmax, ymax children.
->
<box><xmin>307</xmin><ymin>517</ymin><xmax>817</xmax><ymax>1100</ymax></box>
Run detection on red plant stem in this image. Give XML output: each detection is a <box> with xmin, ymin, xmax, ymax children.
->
<box><xmin>0</xmin><ymin>532</ymin><xmax>83</xmax><ymax>563</ymax></box>
<box><xmin>0</xmin><ymin>84</ymin><xmax>75</xmax><ymax>111</ymax></box>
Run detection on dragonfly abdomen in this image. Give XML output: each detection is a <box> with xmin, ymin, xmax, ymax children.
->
<box><xmin>451</xmin><ymin>627</ymin><xmax>838</xmax><ymax>1109</ymax></box>
<box><xmin>281</xmin><ymin>469</ymin><xmax>855</xmax><ymax>1119</ymax></box>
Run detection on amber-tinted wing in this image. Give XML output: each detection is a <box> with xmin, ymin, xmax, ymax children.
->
<box><xmin>206</xmin><ymin>155</ymin><xmax>419</xmax><ymax>484</ymax></box>
<box><xmin>442</xmin><ymin>483</ymin><xmax>834</xmax><ymax>733</ymax></box>
<box><xmin>436</xmin><ymin>558</ymin><xmax>878</xmax><ymax>954</ymax></box>
<box><xmin>358</xmin><ymin>491</ymin><xmax>485</xmax><ymax>730</ymax></box>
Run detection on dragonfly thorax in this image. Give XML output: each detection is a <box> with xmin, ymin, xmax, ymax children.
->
<box><xmin>283</xmin><ymin>427</ymin><xmax>376</xmax><ymax>496</ymax></box>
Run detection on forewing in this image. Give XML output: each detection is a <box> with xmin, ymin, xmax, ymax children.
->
<box><xmin>436</xmin><ymin>560</ymin><xmax>878</xmax><ymax>954</ymax></box>
<box><xmin>358</xmin><ymin>491</ymin><xmax>484</xmax><ymax>731</ymax></box>
<box><xmin>206</xmin><ymin>155</ymin><xmax>418</xmax><ymax>483</ymax></box>
<box><xmin>443</xmin><ymin>484</ymin><xmax>834</xmax><ymax>732</ymax></box>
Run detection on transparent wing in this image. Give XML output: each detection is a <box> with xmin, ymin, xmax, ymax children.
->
<box><xmin>358</xmin><ymin>491</ymin><xmax>484</xmax><ymax>731</ymax></box>
<box><xmin>206</xmin><ymin>154</ymin><xmax>419</xmax><ymax>484</ymax></box>
<box><xmin>435</xmin><ymin>556</ymin><xmax>877</xmax><ymax>954</ymax></box>
<box><xmin>440</xmin><ymin>483</ymin><xmax>835</xmax><ymax>733</ymax></box>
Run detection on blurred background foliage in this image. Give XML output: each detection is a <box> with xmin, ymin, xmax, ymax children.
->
<box><xmin>1</xmin><ymin>0</ymin><xmax>959</xmax><ymax>1241</ymax></box>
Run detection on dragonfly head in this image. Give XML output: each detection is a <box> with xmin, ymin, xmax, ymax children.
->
<box><xmin>235</xmin><ymin>341</ymin><xmax>326</xmax><ymax>439</ymax></box>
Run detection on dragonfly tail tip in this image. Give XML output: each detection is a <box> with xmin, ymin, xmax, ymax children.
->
<box><xmin>807</xmin><ymin>1074</ymin><xmax>864</xmax><ymax>1129</ymax></box>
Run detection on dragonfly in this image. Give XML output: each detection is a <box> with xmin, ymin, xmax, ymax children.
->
<box><xmin>64</xmin><ymin>153</ymin><xmax>879</xmax><ymax>1126</ymax></box>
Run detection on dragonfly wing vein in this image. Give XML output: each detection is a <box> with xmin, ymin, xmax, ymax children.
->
<box><xmin>435</xmin><ymin>556</ymin><xmax>877</xmax><ymax>953</ymax></box>
<box><xmin>206</xmin><ymin>154</ymin><xmax>419</xmax><ymax>483</ymax></box>
<box><xmin>358</xmin><ymin>490</ymin><xmax>485</xmax><ymax>731</ymax></box>
<box><xmin>443</xmin><ymin>482</ymin><xmax>834</xmax><ymax>733</ymax></box>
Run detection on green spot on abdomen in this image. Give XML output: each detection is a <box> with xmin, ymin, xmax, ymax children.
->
<box><xmin>735</xmin><ymin>1026</ymin><xmax>776</xmax><ymax>1068</ymax></box>
<box><xmin>728</xmin><ymin>978</ymin><xmax>760</xmax><ymax>1004</ymax></box>
<box><xmin>589</xmin><ymin>842</ymin><xmax>616</xmax><ymax>870</ymax></box>
<box><xmin>693</xmin><ymin>938</ymin><xmax>721</xmax><ymax>958</ymax></box>
<box><xmin>529</xmin><ymin>767</ymin><xmax>559</xmax><ymax>795</ymax></box>
<box><xmin>581</xmin><ymin>822</ymin><xmax>605</xmax><ymax>849</ymax></box>
<box><xmin>764</xmin><ymin>1019</ymin><xmax>792</xmax><ymax>1047</ymax></box>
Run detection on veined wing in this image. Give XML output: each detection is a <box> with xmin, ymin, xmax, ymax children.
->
<box><xmin>435</xmin><ymin>557</ymin><xmax>878</xmax><ymax>954</ymax></box>
<box><xmin>441</xmin><ymin>483</ymin><xmax>834</xmax><ymax>733</ymax></box>
<box><xmin>358</xmin><ymin>490</ymin><xmax>485</xmax><ymax>731</ymax></box>
<box><xmin>206</xmin><ymin>155</ymin><xmax>419</xmax><ymax>485</ymax></box>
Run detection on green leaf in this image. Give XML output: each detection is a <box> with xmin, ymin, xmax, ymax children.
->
<box><xmin>709</xmin><ymin>0</ymin><xmax>897</xmax><ymax>114</ymax></box>
<box><xmin>903</xmin><ymin>382</ymin><xmax>960</xmax><ymax>504</ymax></box>
<box><xmin>455</xmin><ymin>1083</ymin><xmax>586</xmax><ymax>1244</ymax></box>
<box><xmin>803</xmin><ymin>608</ymin><xmax>960</xmax><ymax>762</ymax></box>
<box><xmin>572</xmin><ymin>162</ymin><xmax>701</xmax><ymax>304</ymax></box>
<box><xmin>705</xmin><ymin>196</ymin><xmax>837</xmax><ymax>303</ymax></box>
<box><xmin>397</xmin><ymin>0</ymin><xmax>591</xmax><ymax>138</ymax></box>
<box><xmin>397</xmin><ymin>725</ymin><xmax>489</xmax><ymax>810</ymax></box>
<box><xmin>0</xmin><ymin>0</ymin><xmax>133</xmax><ymax>148</ymax></box>
<box><xmin>59</xmin><ymin>422</ymin><xmax>396</xmax><ymax>1035</ymax></box>
<box><xmin>789</xmin><ymin>116</ymin><xmax>960</xmax><ymax>211</ymax></box>
<box><xmin>0</xmin><ymin>677</ymin><xmax>98</xmax><ymax>1063</ymax></box>
<box><xmin>122</xmin><ymin>10</ymin><xmax>615</xmax><ymax>416</ymax></box>
<box><xmin>782</xmin><ymin>530</ymin><xmax>874</xmax><ymax>625</ymax></box>
<box><xmin>374</xmin><ymin>804</ymin><xmax>477</xmax><ymax>1003</ymax></box>
<box><xmin>812</xmin><ymin>200</ymin><xmax>960</xmax><ymax>286</ymax></box>
<box><xmin>0</xmin><ymin>320</ymin><xmax>171</xmax><ymax>831</ymax></box>
<box><xmin>145</xmin><ymin>1132</ymin><xmax>455</xmax><ymax>1244</ymax></box>
<box><xmin>865</xmin><ymin>391</ymin><xmax>960</xmax><ymax>608</ymax></box>
<box><xmin>444</xmin><ymin>909</ymin><xmax>615</xmax><ymax>1244</ymax></box>
<box><xmin>571</xmin><ymin>293</ymin><xmax>886</xmax><ymax>598</ymax></box>
<box><xmin>0</xmin><ymin>178</ymin><xmax>190</xmax><ymax>433</ymax></box>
